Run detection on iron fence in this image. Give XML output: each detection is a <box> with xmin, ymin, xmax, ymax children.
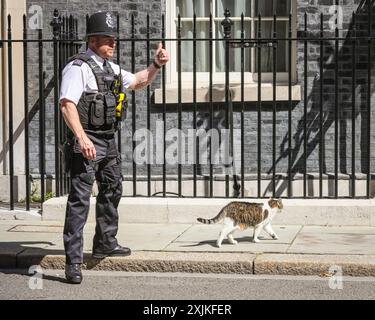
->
<box><xmin>1</xmin><ymin>4</ymin><xmax>375</xmax><ymax>212</ymax></box>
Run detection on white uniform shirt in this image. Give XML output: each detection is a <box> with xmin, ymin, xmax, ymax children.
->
<box><xmin>59</xmin><ymin>48</ymin><xmax>135</xmax><ymax>105</ymax></box>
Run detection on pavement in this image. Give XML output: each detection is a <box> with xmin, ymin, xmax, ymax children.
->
<box><xmin>1</xmin><ymin>215</ymin><xmax>375</xmax><ymax>276</ymax></box>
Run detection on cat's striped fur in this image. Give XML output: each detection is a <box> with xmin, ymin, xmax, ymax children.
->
<box><xmin>197</xmin><ymin>202</ymin><xmax>268</xmax><ymax>227</ymax></box>
<box><xmin>197</xmin><ymin>198</ymin><xmax>283</xmax><ymax>247</ymax></box>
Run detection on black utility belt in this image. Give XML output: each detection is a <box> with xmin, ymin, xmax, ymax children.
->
<box><xmin>84</xmin><ymin>130</ymin><xmax>116</xmax><ymax>139</ymax></box>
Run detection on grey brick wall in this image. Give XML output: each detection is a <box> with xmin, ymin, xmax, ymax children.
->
<box><xmin>24</xmin><ymin>0</ymin><xmax>375</xmax><ymax>182</ymax></box>
<box><xmin>26</xmin><ymin>0</ymin><xmax>164</xmax><ymax>177</ymax></box>
<box><xmin>294</xmin><ymin>0</ymin><xmax>375</xmax><ymax>175</ymax></box>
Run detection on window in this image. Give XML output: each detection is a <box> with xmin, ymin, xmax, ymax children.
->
<box><xmin>165</xmin><ymin>0</ymin><xmax>296</xmax><ymax>84</ymax></box>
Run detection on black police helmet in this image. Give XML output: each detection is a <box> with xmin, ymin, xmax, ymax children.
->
<box><xmin>87</xmin><ymin>12</ymin><xmax>118</xmax><ymax>38</ymax></box>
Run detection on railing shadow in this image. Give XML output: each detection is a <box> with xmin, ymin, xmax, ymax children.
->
<box><xmin>265</xmin><ymin>1</ymin><xmax>375</xmax><ymax>196</ymax></box>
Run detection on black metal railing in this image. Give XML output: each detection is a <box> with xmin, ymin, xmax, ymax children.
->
<box><xmin>1</xmin><ymin>4</ymin><xmax>375</xmax><ymax>212</ymax></box>
<box><xmin>2</xmin><ymin>10</ymin><xmax>79</xmax><ymax>211</ymax></box>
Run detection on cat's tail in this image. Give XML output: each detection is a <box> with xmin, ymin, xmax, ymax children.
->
<box><xmin>197</xmin><ymin>207</ymin><xmax>226</xmax><ymax>224</ymax></box>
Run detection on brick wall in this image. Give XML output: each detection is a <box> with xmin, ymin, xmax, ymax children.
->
<box><xmin>294</xmin><ymin>0</ymin><xmax>375</xmax><ymax>175</ymax></box>
<box><xmin>26</xmin><ymin>0</ymin><xmax>164</xmax><ymax>177</ymax></box>
<box><xmin>24</xmin><ymin>0</ymin><xmax>375</xmax><ymax>182</ymax></box>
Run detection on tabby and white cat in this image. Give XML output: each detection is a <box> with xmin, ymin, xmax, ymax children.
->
<box><xmin>197</xmin><ymin>198</ymin><xmax>283</xmax><ymax>248</ymax></box>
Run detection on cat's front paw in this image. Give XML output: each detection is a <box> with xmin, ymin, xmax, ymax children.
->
<box><xmin>252</xmin><ymin>238</ymin><xmax>260</xmax><ymax>243</ymax></box>
<box><xmin>229</xmin><ymin>239</ymin><xmax>238</xmax><ymax>245</ymax></box>
<box><xmin>216</xmin><ymin>242</ymin><xmax>222</xmax><ymax>248</ymax></box>
<box><xmin>272</xmin><ymin>234</ymin><xmax>279</xmax><ymax>240</ymax></box>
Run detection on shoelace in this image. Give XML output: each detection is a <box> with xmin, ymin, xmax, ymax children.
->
<box><xmin>71</xmin><ymin>264</ymin><xmax>80</xmax><ymax>271</ymax></box>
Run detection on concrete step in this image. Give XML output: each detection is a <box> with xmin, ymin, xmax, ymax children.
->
<box><xmin>42</xmin><ymin>197</ymin><xmax>375</xmax><ymax>226</ymax></box>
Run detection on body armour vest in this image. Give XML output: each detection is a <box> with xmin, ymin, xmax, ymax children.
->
<box><xmin>68</xmin><ymin>53</ymin><xmax>125</xmax><ymax>135</ymax></box>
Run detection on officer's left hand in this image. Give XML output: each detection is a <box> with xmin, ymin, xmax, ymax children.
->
<box><xmin>154</xmin><ymin>42</ymin><xmax>169</xmax><ymax>67</ymax></box>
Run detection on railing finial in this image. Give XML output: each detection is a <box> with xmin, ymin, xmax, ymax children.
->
<box><xmin>50</xmin><ymin>9</ymin><xmax>62</xmax><ymax>39</ymax></box>
<box><xmin>221</xmin><ymin>8</ymin><xmax>233</xmax><ymax>39</ymax></box>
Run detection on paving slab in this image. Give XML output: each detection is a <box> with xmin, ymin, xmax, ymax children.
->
<box><xmin>0</xmin><ymin>220</ymin><xmax>62</xmax><ymax>226</ymax></box>
<box><xmin>46</xmin><ymin>223</ymin><xmax>193</xmax><ymax>252</ymax></box>
<box><xmin>174</xmin><ymin>224</ymin><xmax>301</xmax><ymax>244</ymax></box>
<box><xmin>0</xmin><ymin>220</ymin><xmax>61</xmax><ymax>267</ymax></box>
<box><xmin>0</xmin><ymin>209</ymin><xmax>41</xmax><ymax>221</ymax></box>
<box><xmin>0</xmin><ymin>232</ymin><xmax>59</xmax><ymax>249</ymax></box>
<box><xmin>164</xmin><ymin>224</ymin><xmax>300</xmax><ymax>253</ymax></box>
<box><xmin>115</xmin><ymin>223</ymin><xmax>192</xmax><ymax>251</ymax></box>
<box><xmin>2</xmin><ymin>218</ymin><xmax>375</xmax><ymax>276</ymax></box>
<box><xmin>299</xmin><ymin>226</ymin><xmax>375</xmax><ymax>235</ymax></box>
<box><xmin>288</xmin><ymin>226</ymin><xmax>375</xmax><ymax>255</ymax></box>
<box><xmin>0</xmin><ymin>228</ymin><xmax>60</xmax><ymax>268</ymax></box>
<box><xmin>8</xmin><ymin>225</ymin><xmax>63</xmax><ymax>233</ymax></box>
<box><xmin>165</xmin><ymin>241</ymin><xmax>290</xmax><ymax>253</ymax></box>
<box><xmin>0</xmin><ymin>223</ymin><xmax>16</xmax><ymax>232</ymax></box>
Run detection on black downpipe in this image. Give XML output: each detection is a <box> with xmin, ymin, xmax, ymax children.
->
<box><xmin>162</xmin><ymin>14</ymin><xmax>166</xmax><ymax>197</ymax></box>
<box><xmin>51</xmin><ymin>9</ymin><xmax>62</xmax><ymax>197</ymax></box>
<box><xmin>38</xmin><ymin>29</ymin><xmax>45</xmax><ymax>204</ymax></box>
<box><xmin>23</xmin><ymin>15</ymin><xmax>30</xmax><ymax>210</ymax></box>
<box><xmin>287</xmin><ymin>13</ymin><xmax>292</xmax><ymax>197</ymax></box>
<box><xmin>304</xmin><ymin>13</ymin><xmax>308</xmax><ymax>198</ymax></box>
<box><xmin>177</xmin><ymin>14</ymin><xmax>182</xmax><ymax>197</ymax></box>
<box><xmin>257</xmin><ymin>14</ymin><xmax>262</xmax><ymax>198</ymax></box>
<box><xmin>7</xmin><ymin>15</ymin><xmax>14</xmax><ymax>210</ymax></box>
<box><xmin>209</xmin><ymin>14</ymin><xmax>214</xmax><ymax>197</ymax></box>
<box><xmin>351</xmin><ymin>12</ymin><xmax>356</xmax><ymax>198</ymax></box>
<box><xmin>131</xmin><ymin>14</ymin><xmax>137</xmax><ymax>196</ymax></box>
<box><xmin>146</xmin><ymin>14</ymin><xmax>151</xmax><ymax>197</ymax></box>
<box><xmin>319</xmin><ymin>13</ymin><xmax>324</xmax><ymax>198</ymax></box>
<box><xmin>193</xmin><ymin>13</ymin><xmax>197</xmax><ymax>197</ymax></box>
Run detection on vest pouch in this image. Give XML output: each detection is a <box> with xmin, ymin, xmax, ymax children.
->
<box><xmin>104</xmin><ymin>93</ymin><xmax>117</xmax><ymax>125</ymax></box>
<box><xmin>63</xmin><ymin>137</ymin><xmax>74</xmax><ymax>173</ymax></box>
<box><xmin>90</xmin><ymin>94</ymin><xmax>105</xmax><ymax>127</ymax></box>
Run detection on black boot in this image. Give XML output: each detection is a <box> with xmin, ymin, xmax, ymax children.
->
<box><xmin>65</xmin><ymin>263</ymin><xmax>82</xmax><ymax>284</ymax></box>
<box><xmin>92</xmin><ymin>245</ymin><xmax>131</xmax><ymax>259</ymax></box>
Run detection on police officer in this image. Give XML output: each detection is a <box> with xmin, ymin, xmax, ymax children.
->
<box><xmin>60</xmin><ymin>11</ymin><xmax>169</xmax><ymax>284</ymax></box>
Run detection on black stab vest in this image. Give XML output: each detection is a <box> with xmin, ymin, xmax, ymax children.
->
<box><xmin>67</xmin><ymin>53</ymin><xmax>121</xmax><ymax>135</ymax></box>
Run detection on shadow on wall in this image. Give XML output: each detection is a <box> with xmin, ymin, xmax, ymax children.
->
<box><xmin>265</xmin><ymin>0</ymin><xmax>375</xmax><ymax>196</ymax></box>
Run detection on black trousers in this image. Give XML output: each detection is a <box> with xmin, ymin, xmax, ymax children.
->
<box><xmin>63</xmin><ymin>133</ymin><xmax>122</xmax><ymax>264</ymax></box>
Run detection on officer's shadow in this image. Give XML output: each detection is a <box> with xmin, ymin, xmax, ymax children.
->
<box><xmin>0</xmin><ymin>267</ymin><xmax>69</xmax><ymax>284</ymax></box>
<box><xmin>0</xmin><ymin>241</ymin><xmax>103</xmax><ymax>284</ymax></box>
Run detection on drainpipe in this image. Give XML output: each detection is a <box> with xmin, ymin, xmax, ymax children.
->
<box><xmin>1</xmin><ymin>0</ymin><xmax>8</xmax><ymax>175</ymax></box>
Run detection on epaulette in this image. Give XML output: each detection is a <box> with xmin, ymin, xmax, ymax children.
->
<box><xmin>72</xmin><ymin>59</ymin><xmax>84</xmax><ymax>67</ymax></box>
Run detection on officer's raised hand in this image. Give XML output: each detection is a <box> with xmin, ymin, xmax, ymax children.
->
<box><xmin>128</xmin><ymin>42</ymin><xmax>169</xmax><ymax>91</ymax></box>
<box><xmin>154</xmin><ymin>42</ymin><xmax>169</xmax><ymax>68</ymax></box>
